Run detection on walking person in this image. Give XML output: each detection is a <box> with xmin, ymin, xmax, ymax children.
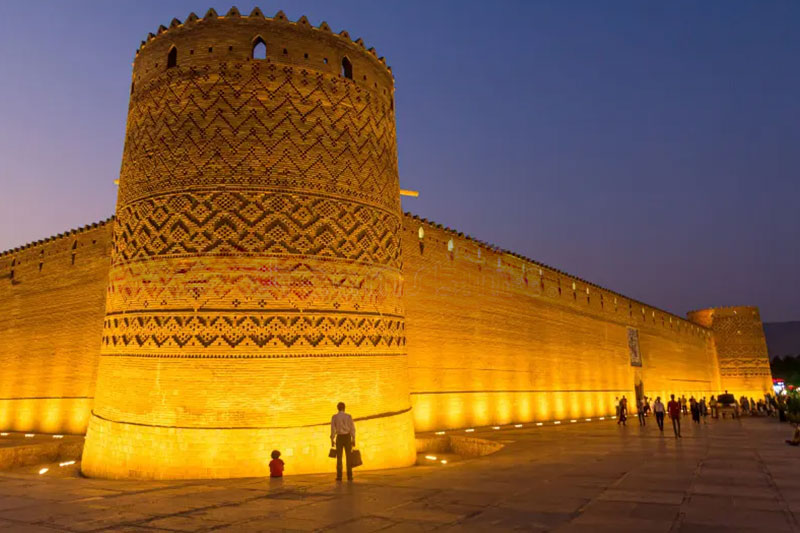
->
<box><xmin>668</xmin><ymin>394</ymin><xmax>682</xmax><ymax>438</ymax></box>
<box><xmin>637</xmin><ymin>398</ymin><xmax>646</xmax><ymax>426</ymax></box>
<box><xmin>700</xmin><ymin>397</ymin><xmax>708</xmax><ymax>424</ymax></box>
<box><xmin>653</xmin><ymin>396</ymin><xmax>665</xmax><ymax>432</ymax></box>
<box><xmin>681</xmin><ymin>395</ymin><xmax>688</xmax><ymax>416</ymax></box>
<box><xmin>690</xmin><ymin>396</ymin><xmax>700</xmax><ymax>424</ymax></box>
<box><xmin>617</xmin><ymin>396</ymin><xmax>628</xmax><ymax>426</ymax></box>
<box><xmin>330</xmin><ymin>402</ymin><xmax>356</xmax><ymax>481</ymax></box>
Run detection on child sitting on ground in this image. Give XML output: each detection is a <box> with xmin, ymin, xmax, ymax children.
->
<box><xmin>269</xmin><ymin>450</ymin><xmax>284</xmax><ymax>477</ymax></box>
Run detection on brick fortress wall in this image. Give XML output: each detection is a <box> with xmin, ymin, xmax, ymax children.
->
<box><xmin>80</xmin><ymin>9</ymin><xmax>416</xmax><ymax>479</ymax></box>
<box><xmin>0</xmin><ymin>221</ymin><xmax>112</xmax><ymax>434</ymax></box>
<box><xmin>3</xmin><ymin>214</ymin><xmax>775</xmax><ymax>440</ymax></box>
<box><xmin>403</xmin><ymin>217</ymin><xmax>724</xmax><ymax>431</ymax></box>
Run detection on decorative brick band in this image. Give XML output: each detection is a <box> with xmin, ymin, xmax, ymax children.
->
<box><xmin>99</xmin><ymin>352</ymin><xmax>406</xmax><ymax>359</ymax></box>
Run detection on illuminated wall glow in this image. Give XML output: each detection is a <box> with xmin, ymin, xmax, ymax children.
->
<box><xmin>0</xmin><ymin>222</ymin><xmax>108</xmax><ymax>434</ymax></box>
<box><xmin>403</xmin><ymin>219</ymin><xmax>746</xmax><ymax>431</ymax></box>
<box><xmin>0</xmin><ymin>10</ymin><xmax>774</xmax><ymax>480</ymax></box>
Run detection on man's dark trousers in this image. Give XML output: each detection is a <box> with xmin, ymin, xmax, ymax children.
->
<box><xmin>671</xmin><ymin>416</ymin><xmax>681</xmax><ymax>437</ymax></box>
<box><xmin>655</xmin><ymin>412</ymin><xmax>664</xmax><ymax>431</ymax></box>
<box><xmin>336</xmin><ymin>433</ymin><xmax>353</xmax><ymax>480</ymax></box>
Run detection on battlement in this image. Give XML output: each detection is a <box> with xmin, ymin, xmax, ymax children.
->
<box><xmin>131</xmin><ymin>8</ymin><xmax>394</xmax><ymax>96</ymax></box>
<box><xmin>688</xmin><ymin>306</ymin><xmax>761</xmax><ymax>317</ymax></box>
<box><xmin>405</xmin><ymin>212</ymin><xmax>712</xmax><ymax>335</ymax></box>
<box><xmin>0</xmin><ymin>216</ymin><xmax>114</xmax><ymax>259</ymax></box>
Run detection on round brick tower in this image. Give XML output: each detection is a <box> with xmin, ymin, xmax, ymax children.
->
<box><xmin>82</xmin><ymin>8</ymin><xmax>415</xmax><ymax>479</ymax></box>
<box><xmin>687</xmin><ymin>306</ymin><xmax>773</xmax><ymax>398</ymax></box>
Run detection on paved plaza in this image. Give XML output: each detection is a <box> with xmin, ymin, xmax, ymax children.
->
<box><xmin>0</xmin><ymin>416</ymin><xmax>797</xmax><ymax>532</ymax></box>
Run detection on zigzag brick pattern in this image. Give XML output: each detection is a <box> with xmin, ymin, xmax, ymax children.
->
<box><xmin>687</xmin><ymin>307</ymin><xmax>773</xmax><ymax>399</ymax></box>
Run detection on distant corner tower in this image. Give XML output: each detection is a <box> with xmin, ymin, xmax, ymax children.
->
<box><xmin>687</xmin><ymin>306</ymin><xmax>773</xmax><ymax>398</ymax></box>
<box><xmin>81</xmin><ymin>8</ymin><xmax>415</xmax><ymax>479</ymax></box>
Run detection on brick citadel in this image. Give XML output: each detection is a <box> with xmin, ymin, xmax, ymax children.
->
<box><xmin>0</xmin><ymin>9</ymin><xmax>773</xmax><ymax>479</ymax></box>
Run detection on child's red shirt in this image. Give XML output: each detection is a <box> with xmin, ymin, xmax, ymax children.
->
<box><xmin>269</xmin><ymin>458</ymin><xmax>284</xmax><ymax>477</ymax></box>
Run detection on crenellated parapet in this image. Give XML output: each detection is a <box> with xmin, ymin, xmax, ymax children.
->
<box><xmin>0</xmin><ymin>216</ymin><xmax>114</xmax><ymax>259</ymax></box>
<box><xmin>130</xmin><ymin>8</ymin><xmax>393</xmax><ymax>98</ymax></box>
<box><xmin>406</xmin><ymin>213</ymin><xmax>713</xmax><ymax>338</ymax></box>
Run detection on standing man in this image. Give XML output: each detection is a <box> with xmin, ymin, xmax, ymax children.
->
<box><xmin>667</xmin><ymin>394</ymin><xmax>682</xmax><ymax>438</ymax></box>
<box><xmin>330</xmin><ymin>402</ymin><xmax>356</xmax><ymax>481</ymax></box>
<box><xmin>653</xmin><ymin>396</ymin><xmax>665</xmax><ymax>432</ymax></box>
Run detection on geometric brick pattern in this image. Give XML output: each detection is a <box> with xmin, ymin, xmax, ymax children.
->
<box><xmin>103</xmin><ymin>60</ymin><xmax>405</xmax><ymax>352</ymax></box>
<box><xmin>114</xmin><ymin>190</ymin><xmax>401</xmax><ymax>268</ymax></box>
<box><xmin>712</xmin><ymin>312</ymin><xmax>773</xmax><ymax>379</ymax></box>
<box><xmin>119</xmin><ymin>62</ymin><xmax>399</xmax><ymax>213</ymax></box>
<box><xmin>104</xmin><ymin>257</ymin><xmax>402</xmax><ymax>315</ymax></box>
<box><xmin>101</xmin><ymin>313</ymin><xmax>405</xmax><ymax>353</ymax></box>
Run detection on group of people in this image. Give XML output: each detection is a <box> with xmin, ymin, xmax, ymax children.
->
<box><xmin>270</xmin><ymin>394</ymin><xmax>794</xmax><ymax>480</ymax></box>
<box><xmin>615</xmin><ymin>391</ymin><xmax>795</xmax><ymax>441</ymax></box>
<box><xmin>616</xmin><ymin>394</ymin><xmax>693</xmax><ymax>437</ymax></box>
<box><xmin>737</xmin><ymin>395</ymin><xmax>780</xmax><ymax>416</ymax></box>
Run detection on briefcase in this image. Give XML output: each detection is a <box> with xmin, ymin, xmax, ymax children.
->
<box><xmin>328</xmin><ymin>448</ymin><xmax>337</xmax><ymax>458</ymax></box>
<box><xmin>350</xmin><ymin>448</ymin><xmax>363</xmax><ymax>468</ymax></box>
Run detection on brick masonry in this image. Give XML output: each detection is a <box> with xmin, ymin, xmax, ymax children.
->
<box><xmin>0</xmin><ymin>221</ymin><xmax>112</xmax><ymax>435</ymax></box>
<box><xmin>0</xmin><ymin>9</ymin><xmax>774</xmax><ymax>478</ymax></box>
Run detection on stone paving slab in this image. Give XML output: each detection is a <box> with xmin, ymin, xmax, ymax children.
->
<box><xmin>0</xmin><ymin>417</ymin><xmax>797</xmax><ymax>531</ymax></box>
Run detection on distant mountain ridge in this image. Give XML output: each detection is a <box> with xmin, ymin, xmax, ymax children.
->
<box><xmin>763</xmin><ymin>321</ymin><xmax>800</xmax><ymax>359</ymax></box>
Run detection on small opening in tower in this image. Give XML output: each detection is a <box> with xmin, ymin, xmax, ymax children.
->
<box><xmin>341</xmin><ymin>57</ymin><xmax>353</xmax><ymax>79</ymax></box>
<box><xmin>323</xmin><ymin>57</ymin><xmax>328</xmax><ymax>64</ymax></box>
<box><xmin>304</xmin><ymin>53</ymin><xmax>308</xmax><ymax>59</ymax></box>
<box><xmin>208</xmin><ymin>47</ymin><xmax>213</xmax><ymax>53</ymax></box>
<box><xmin>228</xmin><ymin>46</ymin><xmax>233</xmax><ymax>52</ymax></box>
<box><xmin>283</xmin><ymin>48</ymin><xmax>288</xmax><ymax>55</ymax></box>
<box><xmin>252</xmin><ymin>37</ymin><xmax>267</xmax><ymax>60</ymax></box>
<box><xmin>167</xmin><ymin>46</ymin><xmax>177</xmax><ymax>69</ymax></box>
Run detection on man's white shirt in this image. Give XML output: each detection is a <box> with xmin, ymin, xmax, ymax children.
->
<box><xmin>331</xmin><ymin>411</ymin><xmax>356</xmax><ymax>439</ymax></box>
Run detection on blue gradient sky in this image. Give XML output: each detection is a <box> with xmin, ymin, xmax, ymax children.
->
<box><xmin>0</xmin><ymin>1</ymin><xmax>797</xmax><ymax>321</ymax></box>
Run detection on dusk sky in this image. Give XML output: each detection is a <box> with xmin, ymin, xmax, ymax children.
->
<box><xmin>0</xmin><ymin>1</ymin><xmax>798</xmax><ymax>322</ymax></box>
